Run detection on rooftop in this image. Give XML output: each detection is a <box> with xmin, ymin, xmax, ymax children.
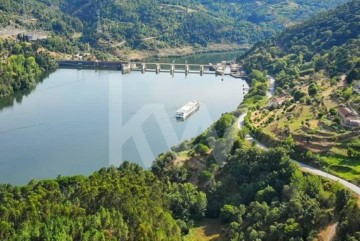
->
<box><xmin>270</xmin><ymin>96</ymin><xmax>287</xmax><ymax>105</ymax></box>
<box><xmin>338</xmin><ymin>107</ymin><xmax>356</xmax><ymax>117</ymax></box>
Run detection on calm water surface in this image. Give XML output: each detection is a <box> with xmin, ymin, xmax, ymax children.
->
<box><xmin>0</xmin><ymin>54</ymin><xmax>247</xmax><ymax>185</ymax></box>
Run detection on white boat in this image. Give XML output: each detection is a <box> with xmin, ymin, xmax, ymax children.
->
<box><xmin>176</xmin><ymin>100</ymin><xmax>200</xmax><ymax>119</ymax></box>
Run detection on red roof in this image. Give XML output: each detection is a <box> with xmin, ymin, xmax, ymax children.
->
<box><xmin>338</xmin><ymin>107</ymin><xmax>354</xmax><ymax>117</ymax></box>
<box><xmin>271</xmin><ymin>97</ymin><xmax>286</xmax><ymax>105</ymax></box>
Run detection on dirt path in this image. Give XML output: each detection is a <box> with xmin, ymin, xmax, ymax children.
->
<box><xmin>317</xmin><ymin>222</ymin><xmax>338</xmax><ymax>241</ymax></box>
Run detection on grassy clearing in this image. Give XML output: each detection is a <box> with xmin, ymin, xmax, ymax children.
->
<box><xmin>288</xmin><ymin>105</ymin><xmax>314</xmax><ymax>131</ymax></box>
<box><xmin>321</xmin><ymin>155</ymin><xmax>360</xmax><ymax>182</ymax></box>
<box><xmin>330</xmin><ymin>146</ymin><xmax>348</xmax><ymax>156</ymax></box>
<box><xmin>184</xmin><ymin>219</ymin><xmax>225</xmax><ymax>241</ymax></box>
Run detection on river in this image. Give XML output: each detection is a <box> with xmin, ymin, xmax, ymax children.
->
<box><xmin>0</xmin><ymin>51</ymin><xmax>248</xmax><ymax>185</ymax></box>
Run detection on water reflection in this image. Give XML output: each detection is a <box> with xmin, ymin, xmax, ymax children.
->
<box><xmin>0</xmin><ymin>72</ymin><xmax>52</xmax><ymax>112</ymax></box>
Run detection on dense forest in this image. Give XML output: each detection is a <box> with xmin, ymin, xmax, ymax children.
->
<box><xmin>242</xmin><ymin>0</ymin><xmax>360</xmax><ymax>93</ymax></box>
<box><xmin>0</xmin><ymin>0</ymin><xmax>350</xmax><ymax>54</ymax></box>
<box><xmin>1</xmin><ymin>132</ymin><xmax>360</xmax><ymax>240</ymax></box>
<box><xmin>0</xmin><ymin>39</ymin><xmax>57</xmax><ymax>97</ymax></box>
<box><xmin>153</xmin><ymin>112</ymin><xmax>360</xmax><ymax>240</ymax></box>
<box><xmin>0</xmin><ymin>161</ymin><xmax>208</xmax><ymax>240</ymax></box>
<box><xmin>0</xmin><ymin>0</ymin><xmax>352</xmax><ymax>96</ymax></box>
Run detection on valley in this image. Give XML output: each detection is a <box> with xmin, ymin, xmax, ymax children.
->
<box><xmin>0</xmin><ymin>0</ymin><xmax>359</xmax><ymax>240</ymax></box>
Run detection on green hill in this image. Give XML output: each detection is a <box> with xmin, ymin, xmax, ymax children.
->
<box><xmin>240</xmin><ymin>0</ymin><xmax>360</xmax><ymax>209</ymax></box>
<box><xmin>242</xmin><ymin>0</ymin><xmax>360</xmax><ymax>81</ymax></box>
<box><xmin>0</xmin><ymin>162</ymin><xmax>209</xmax><ymax>240</ymax></box>
<box><xmin>0</xmin><ymin>2</ymin><xmax>360</xmax><ymax>240</ymax></box>
<box><xmin>0</xmin><ymin>0</ymin><xmax>350</xmax><ymax>55</ymax></box>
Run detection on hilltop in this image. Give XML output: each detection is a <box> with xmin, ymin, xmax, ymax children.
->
<box><xmin>0</xmin><ymin>0</ymin><xmax>350</xmax><ymax>60</ymax></box>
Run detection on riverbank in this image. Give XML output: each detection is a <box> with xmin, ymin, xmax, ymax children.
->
<box><xmin>118</xmin><ymin>43</ymin><xmax>250</xmax><ymax>61</ymax></box>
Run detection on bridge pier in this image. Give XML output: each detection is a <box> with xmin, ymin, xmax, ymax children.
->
<box><xmin>122</xmin><ymin>63</ymin><xmax>131</xmax><ymax>74</ymax></box>
<box><xmin>120</xmin><ymin>62</ymin><xmax>226</xmax><ymax>76</ymax></box>
<box><xmin>156</xmin><ymin>64</ymin><xmax>160</xmax><ymax>74</ymax></box>
<box><xmin>141</xmin><ymin>63</ymin><xmax>146</xmax><ymax>74</ymax></box>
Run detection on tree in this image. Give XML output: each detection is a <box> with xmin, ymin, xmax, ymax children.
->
<box><xmin>293</xmin><ymin>89</ymin><xmax>306</xmax><ymax>101</ymax></box>
<box><xmin>308</xmin><ymin>83</ymin><xmax>318</xmax><ymax>96</ymax></box>
<box><xmin>167</xmin><ymin>183</ymin><xmax>207</xmax><ymax>222</ymax></box>
<box><xmin>220</xmin><ymin>205</ymin><xmax>245</xmax><ymax>223</ymax></box>
<box><xmin>255</xmin><ymin>186</ymin><xmax>278</xmax><ymax>204</ymax></box>
<box><xmin>336</xmin><ymin>189</ymin><xmax>350</xmax><ymax>212</ymax></box>
<box><xmin>346</xmin><ymin>67</ymin><xmax>360</xmax><ymax>84</ymax></box>
<box><xmin>214</xmin><ymin>114</ymin><xmax>235</xmax><ymax>138</ymax></box>
<box><xmin>195</xmin><ymin>144</ymin><xmax>210</xmax><ymax>156</ymax></box>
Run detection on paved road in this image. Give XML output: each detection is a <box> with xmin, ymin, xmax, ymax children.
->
<box><xmin>237</xmin><ymin>76</ymin><xmax>360</xmax><ymax>196</ymax></box>
<box><xmin>297</xmin><ymin>162</ymin><xmax>360</xmax><ymax>196</ymax></box>
<box><xmin>237</xmin><ymin>112</ymin><xmax>247</xmax><ymax>129</ymax></box>
<box><xmin>267</xmin><ymin>75</ymin><xmax>276</xmax><ymax>97</ymax></box>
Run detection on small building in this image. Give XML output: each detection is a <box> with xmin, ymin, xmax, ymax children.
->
<box><xmin>269</xmin><ymin>96</ymin><xmax>287</xmax><ymax>108</ymax></box>
<box><xmin>338</xmin><ymin>107</ymin><xmax>360</xmax><ymax>127</ymax></box>
<box><xmin>26</xmin><ymin>34</ymin><xmax>47</xmax><ymax>41</ymax></box>
<box><xmin>347</xmin><ymin>116</ymin><xmax>360</xmax><ymax>127</ymax></box>
<box><xmin>73</xmin><ymin>53</ymin><xmax>83</xmax><ymax>60</ymax></box>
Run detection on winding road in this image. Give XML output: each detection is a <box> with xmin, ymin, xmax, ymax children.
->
<box><xmin>238</xmin><ymin>76</ymin><xmax>360</xmax><ymax>196</ymax></box>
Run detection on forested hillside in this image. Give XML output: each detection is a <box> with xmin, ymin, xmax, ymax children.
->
<box><xmin>0</xmin><ymin>39</ymin><xmax>57</xmax><ymax>97</ymax></box>
<box><xmin>153</xmin><ymin>114</ymin><xmax>360</xmax><ymax>240</ymax></box>
<box><xmin>0</xmin><ymin>0</ymin><xmax>351</xmax><ymax>97</ymax></box>
<box><xmin>236</xmin><ymin>4</ymin><xmax>360</xmax><ymax>239</ymax></box>
<box><xmin>0</xmin><ymin>162</ymin><xmax>207</xmax><ymax>240</ymax></box>
<box><xmin>242</xmin><ymin>0</ymin><xmax>360</xmax><ymax>87</ymax></box>
<box><xmin>0</xmin><ymin>0</ymin><xmax>350</xmax><ymax>55</ymax></box>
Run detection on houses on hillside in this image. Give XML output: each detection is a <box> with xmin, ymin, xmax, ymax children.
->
<box><xmin>338</xmin><ymin>106</ymin><xmax>360</xmax><ymax>127</ymax></box>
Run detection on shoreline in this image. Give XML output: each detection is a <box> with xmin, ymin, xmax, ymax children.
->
<box><xmin>121</xmin><ymin>43</ymin><xmax>250</xmax><ymax>61</ymax></box>
<box><xmin>0</xmin><ymin>48</ymin><xmax>246</xmax><ymax>100</ymax></box>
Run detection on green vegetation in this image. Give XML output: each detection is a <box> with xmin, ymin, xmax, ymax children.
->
<box><xmin>0</xmin><ymin>0</ymin><xmax>350</xmax><ymax>97</ymax></box>
<box><xmin>0</xmin><ymin>40</ymin><xmax>56</xmax><ymax>97</ymax></box>
<box><xmin>240</xmin><ymin>0</ymin><xmax>360</xmax><ymax>182</ymax></box>
<box><xmin>183</xmin><ymin>219</ymin><xmax>225</xmax><ymax>241</ymax></box>
<box><xmin>0</xmin><ymin>0</ymin><xmax>350</xmax><ymax>58</ymax></box>
<box><xmin>338</xmin><ymin>196</ymin><xmax>360</xmax><ymax>240</ymax></box>
<box><xmin>157</xmin><ymin>128</ymin><xmax>360</xmax><ymax>240</ymax></box>
<box><xmin>1</xmin><ymin>1</ymin><xmax>360</xmax><ymax>240</ymax></box>
<box><xmin>242</xmin><ymin>0</ymin><xmax>360</xmax><ymax>86</ymax></box>
<box><xmin>0</xmin><ymin>161</ymin><xmax>209</xmax><ymax>240</ymax></box>
<box><xmin>242</xmin><ymin>69</ymin><xmax>269</xmax><ymax>109</ymax></box>
<box><xmin>216</xmin><ymin>148</ymin><xmax>336</xmax><ymax>240</ymax></box>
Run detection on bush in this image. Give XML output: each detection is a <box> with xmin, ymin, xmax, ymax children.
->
<box><xmin>195</xmin><ymin>144</ymin><xmax>210</xmax><ymax>156</ymax></box>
